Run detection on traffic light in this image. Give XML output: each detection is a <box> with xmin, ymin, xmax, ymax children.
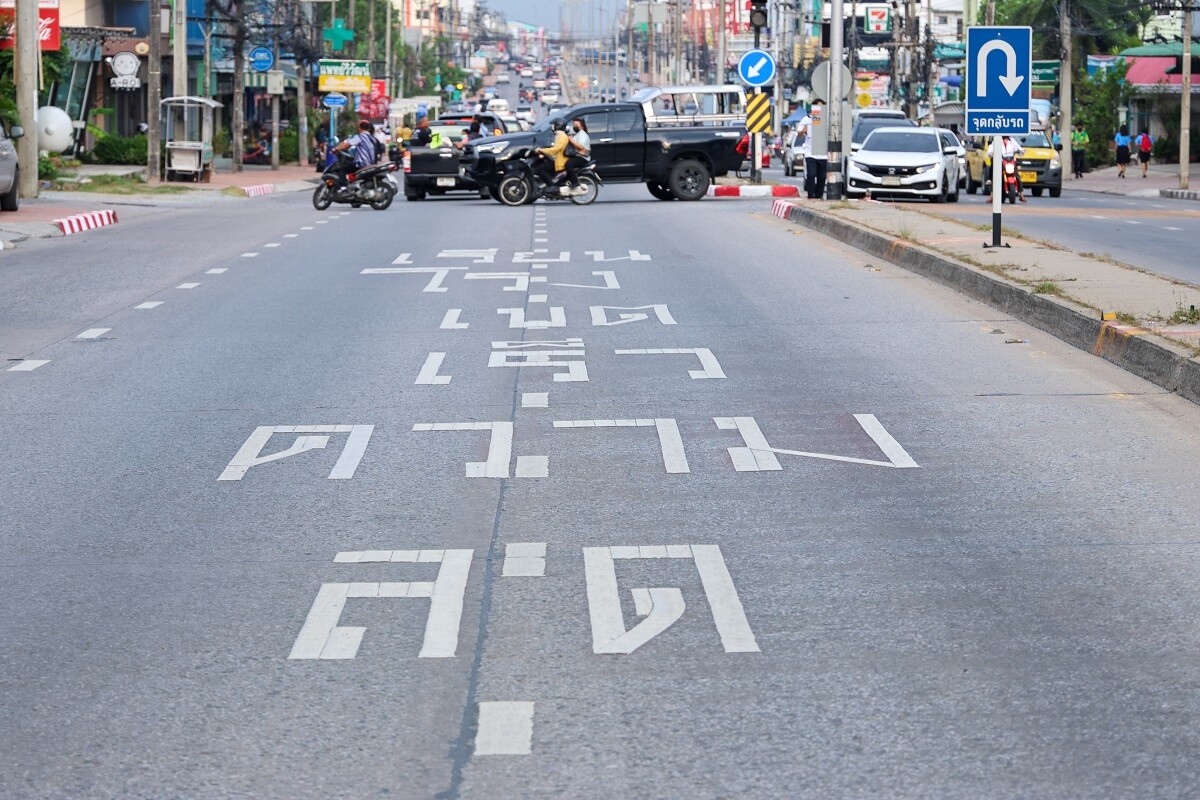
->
<box><xmin>749</xmin><ymin>0</ymin><xmax>768</xmax><ymax>30</ymax></box>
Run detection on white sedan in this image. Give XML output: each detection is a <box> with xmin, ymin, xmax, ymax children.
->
<box><xmin>495</xmin><ymin>72</ymin><xmax>510</xmax><ymax>84</ymax></box>
<box><xmin>520</xmin><ymin>68</ymin><xmax>534</xmax><ymax>78</ymax></box>
<box><xmin>845</xmin><ymin>126</ymin><xmax>961</xmax><ymax>203</ymax></box>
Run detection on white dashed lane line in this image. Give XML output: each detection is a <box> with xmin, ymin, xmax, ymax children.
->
<box><xmin>177</xmin><ymin>282</ymin><xmax>201</xmax><ymax>289</ymax></box>
<box><xmin>207</xmin><ymin>268</ymin><xmax>227</xmax><ymax>274</ymax></box>
<box><xmin>76</xmin><ymin>328</ymin><xmax>110</xmax><ymax>339</ymax></box>
<box><xmin>7</xmin><ymin>360</ymin><xmax>49</xmax><ymax>371</ymax></box>
<box><xmin>135</xmin><ymin>302</ymin><xmax>163</xmax><ymax>309</ymax></box>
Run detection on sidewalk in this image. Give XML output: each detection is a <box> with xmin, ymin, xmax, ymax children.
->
<box><xmin>770</xmin><ymin>196</ymin><xmax>1200</xmax><ymax>405</ymax></box>
<box><xmin>201</xmin><ymin>161</ymin><xmax>318</xmax><ymax>194</ymax></box>
<box><xmin>1068</xmin><ymin>163</ymin><xmax>1192</xmax><ymax>198</ymax></box>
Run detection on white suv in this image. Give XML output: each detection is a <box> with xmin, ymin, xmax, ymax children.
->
<box><xmin>845</xmin><ymin>126</ymin><xmax>961</xmax><ymax>203</ymax></box>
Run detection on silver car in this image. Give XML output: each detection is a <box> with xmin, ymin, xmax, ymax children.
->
<box><xmin>0</xmin><ymin>121</ymin><xmax>24</xmax><ymax>211</ymax></box>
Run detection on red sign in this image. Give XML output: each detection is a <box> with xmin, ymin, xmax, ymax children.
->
<box><xmin>0</xmin><ymin>0</ymin><xmax>60</xmax><ymax>50</ymax></box>
<box><xmin>357</xmin><ymin>80</ymin><xmax>390</xmax><ymax>119</ymax></box>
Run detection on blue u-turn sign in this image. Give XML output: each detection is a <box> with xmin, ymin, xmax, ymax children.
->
<box><xmin>965</xmin><ymin>26</ymin><xmax>1032</xmax><ymax>136</ymax></box>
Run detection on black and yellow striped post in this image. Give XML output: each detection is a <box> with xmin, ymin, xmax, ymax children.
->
<box><xmin>746</xmin><ymin>91</ymin><xmax>772</xmax><ymax>184</ymax></box>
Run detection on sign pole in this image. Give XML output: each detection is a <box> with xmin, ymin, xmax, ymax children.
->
<box><xmin>752</xmin><ymin>21</ymin><xmax>762</xmax><ymax>185</ymax></box>
<box><xmin>988</xmin><ymin>134</ymin><xmax>1004</xmax><ymax>247</ymax></box>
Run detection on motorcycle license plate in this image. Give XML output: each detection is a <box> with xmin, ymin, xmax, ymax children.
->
<box><xmin>437</xmin><ymin>177</ymin><xmax>457</xmax><ymax>187</ymax></box>
<box><xmin>882</xmin><ymin>176</ymin><xmax>902</xmax><ymax>187</ymax></box>
<box><xmin>1019</xmin><ymin>171</ymin><xmax>1037</xmax><ymax>183</ymax></box>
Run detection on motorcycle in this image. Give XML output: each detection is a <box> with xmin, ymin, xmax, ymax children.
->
<box><xmin>495</xmin><ymin>149</ymin><xmax>601</xmax><ymax>207</ymax></box>
<box><xmin>985</xmin><ymin>156</ymin><xmax>1021</xmax><ymax>204</ymax></box>
<box><xmin>312</xmin><ymin>150</ymin><xmax>399</xmax><ymax>211</ymax></box>
<box><xmin>242</xmin><ymin>140</ymin><xmax>271</xmax><ymax>165</ymax></box>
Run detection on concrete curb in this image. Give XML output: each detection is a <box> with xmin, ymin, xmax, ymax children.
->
<box><xmin>242</xmin><ymin>184</ymin><xmax>275</xmax><ymax>197</ymax></box>
<box><xmin>1160</xmin><ymin>188</ymin><xmax>1200</xmax><ymax>202</ymax></box>
<box><xmin>708</xmin><ymin>185</ymin><xmax>800</xmax><ymax>198</ymax></box>
<box><xmin>777</xmin><ymin>202</ymin><xmax>1200</xmax><ymax>406</ymax></box>
<box><xmin>52</xmin><ymin>209</ymin><xmax>119</xmax><ymax>236</ymax></box>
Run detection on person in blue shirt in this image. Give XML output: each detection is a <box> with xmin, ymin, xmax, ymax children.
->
<box><xmin>1113</xmin><ymin>125</ymin><xmax>1132</xmax><ymax>178</ymax></box>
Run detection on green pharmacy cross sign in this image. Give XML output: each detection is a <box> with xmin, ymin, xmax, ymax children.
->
<box><xmin>323</xmin><ymin>19</ymin><xmax>355</xmax><ymax>52</ymax></box>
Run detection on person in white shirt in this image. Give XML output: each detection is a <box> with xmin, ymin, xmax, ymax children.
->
<box><xmin>987</xmin><ymin>134</ymin><xmax>1026</xmax><ymax>202</ymax></box>
<box><xmin>798</xmin><ymin>99</ymin><xmax>827</xmax><ymax>199</ymax></box>
<box><xmin>565</xmin><ymin>117</ymin><xmax>592</xmax><ymax>189</ymax></box>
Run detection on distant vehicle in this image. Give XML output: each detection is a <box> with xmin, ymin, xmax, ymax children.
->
<box><xmin>845</xmin><ymin>126</ymin><xmax>961</xmax><ymax>202</ymax></box>
<box><xmin>496</xmin><ymin>72</ymin><xmax>511</xmax><ymax>84</ymax></box>
<box><xmin>545</xmin><ymin>103</ymin><xmax>569</xmax><ymax>115</ymax></box>
<box><xmin>515</xmin><ymin>105</ymin><xmax>536</xmax><ymax>124</ymax></box>
<box><xmin>533</xmin><ymin>78</ymin><xmax>548</xmax><ymax>90</ymax></box>
<box><xmin>539</xmin><ymin>92</ymin><xmax>559</xmax><ymax>104</ymax></box>
<box><xmin>520</xmin><ymin>68</ymin><xmax>534</xmax><ymax>78</ymax></box>
<box><xmin>0</xmin><ymin>120</ymin><xmax>22</xmax><ymax>211</ymax></box>
<box><xmin>850</xmin><ymin>115</ymin><xmax>917</xmax><ymax>152</ymax></box>
<box><xmin>781</xmin><ymin>128</ymin><xmax>804</xmax><ymax>177</ymax></box>
<box><xmin>964</xmin><ymin>127</ymin><xmax>1063</xmax><ymax>197</ymax></box>
<box><xmin>487</xmin><ymin>98</ymin><xmax>510</xmax><ymax>113</ymax></box>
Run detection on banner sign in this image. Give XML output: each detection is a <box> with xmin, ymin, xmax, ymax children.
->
<box><xmin>318</xmin><ymin>59</ymin><xmax>371</xmax><ymax>93</ymax></box>
<box><xmin>0</xmin><ymin>0</ymin><xmax>61</xmax><ymax>51</ymax></box>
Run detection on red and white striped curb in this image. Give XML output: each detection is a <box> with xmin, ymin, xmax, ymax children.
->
<box><xmin>52</xmin><ymin>209</ymin><xmax>119</xmax><ymax>236</ymax></box>
<box><xmin>771</xmin><ymin>199</ymin><xmax>798</xmax><ymax>219</ymax></box>
<box><xmin>243</xmin><ymin>184</ymin><xmax>275</xmax><ymax>197</ymax></box>
<box><xmin>707</xmin><ymin>184</ymin><xmax>801</xmax><ymax>198</ymax></box>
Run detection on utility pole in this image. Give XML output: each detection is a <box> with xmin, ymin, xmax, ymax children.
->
<box><xmin>173</xmin><ymin>0</ymin><xmax>187</xmax><ymax>95</ymax></box>
<box><xmin>147</xmin><ymin>0</ymin><xmax>163</xmax><ymax>184</ymax></box>
<box><xmin>1182</xmin><ymin>4</ymin><xmax>1193</xmax><ymax>190</ymax></box>
<box><xmin>14</xmin><ymin>0</ymin><xmax>38</xmax><ymax>197</ymax></box>
<box><xmin>985</xmin><ymin>0</ymin><xmax>994</xmax><ymax>25</ymax></box>
<box><xmin>828</xmin><ymin>0</ymin><xmax>845</xmax><ymax>198</ymax></box>
<box><xmin>1059</xmin><ymin>0</ymin><xmax>1071</xmax><ymax>180</ymax></box>
<box><xmin>674</xmin><ymin>0</ymin><xmax>683</xmax><ymax>82</ymax></box>
<box><xmin>926</xmin><ymin>0</ymin><xmax>935</xmax><ymax>118</ymax></box>
<box><xmin>717</xmin><ymin>0</ymin><xmax>726</xmax><ymax>85</ymax></box>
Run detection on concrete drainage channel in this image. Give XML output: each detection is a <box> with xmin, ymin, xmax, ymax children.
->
<box><xmin>771</xmin><ymin>199</ymin><xmax>1200</xmax><ymax>406</ymax></box>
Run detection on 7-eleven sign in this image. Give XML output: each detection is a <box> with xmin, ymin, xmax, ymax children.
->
<box><xmin>864</xmin><ymin>5</ymin><xmax>891</xmax><ymax>33</ymax></box>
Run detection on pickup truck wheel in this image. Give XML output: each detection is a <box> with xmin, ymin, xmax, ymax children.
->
<box><xmin>1048</xmin><ymin>186</ymin><xmax>1062</xmax><ymax>198</ymax></box>
<box><xmin>1</xmin><ymin>169</ymin><xmax>18</xmax><ymax>211</ymax></box>
<box><xmin>1031</xmin><ymin>187</ymin><xmax>1044</xmax><ymax>197</ymax></box>
<box><xmin>647</xmin><ymin>182</ymin><xmax>675</xmax><ymax>201</ymax></box>
<box><xmin>404</xmin><ymin>186</ymin><xmax>425</xmax><ymax>201</ymax></box>
<box><xmin>668</xmin><ymin>159</ymin><xmax>710</xmax><ymax>201</ymax></box>
<box><xmin>498</xmin><ymin>174</ymin><xmax>532</xmax><ymax>206</ymax></box>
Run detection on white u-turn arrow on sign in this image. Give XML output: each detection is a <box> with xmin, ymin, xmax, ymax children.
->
<box><xmin>976</xmin><ymin>39</ymin><xmax>1025</xmax><ymax>96</ymax></box>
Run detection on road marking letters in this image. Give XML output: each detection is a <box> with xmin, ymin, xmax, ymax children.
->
<box><xmin>617</xmin><ymin>347</ymin><xmax>726</xmax><ymax>379</ymax></box>
<box><xmin>554</xmin><ymin>418</ymin><xmax>690</xmax><ymax>474</ymax></box>
<box><xmin>489</xmin><ymin>340</ymin><xmax>588</xmax><ymax>382</ymax></box>
<box><xmin>590</xmin><ymin>305</ymin><xmax>677</xmax><ymax>326</ymax></box>
<box><xmin>502</xmin><ymin>542</ymin><xmax>547</xmax><ymax>577</ymax></box>
<box><xmin>714</xmin><ymin>414</ymin><xmax>919</xmax><ymax>470</ymax></box>
<box><xmin>474</xmin><ymin>701</ymin><xmax>535</xmax><ymax>755</ymax></box>
<box><xmin>289</xmin><ymin>549</ymin><xmax>473</xmax><ymax>659</ymax></box>
<box><xmin>219</xmin><ymin>424</ymin><xmax>374</xmax><ymax>481</ymax></box>
<box><xmin>415</xmin><ymin>352</ymin><xmax>452</xmax><ymax>384</ymax></box>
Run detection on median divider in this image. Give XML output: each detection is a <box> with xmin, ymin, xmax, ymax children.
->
<box><xmin>708</xmin><ymin>184</ymin><xmax>800</xmax><ymax>198</ymax></box>
<box><xmin>772</xmin><ymin>199</ymin><xmax>1200</xmax><ymax>406</ymax></box>
<box><xmin>52</xmin><ymin>209</ymin><xmax>119</xmax><ymax>236</ymax></box>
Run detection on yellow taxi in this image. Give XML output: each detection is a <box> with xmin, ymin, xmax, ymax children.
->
<box><xmin>964</xmin><ymin>127</ymin><xmax>1063</xmax><ymax>197</ymax></box>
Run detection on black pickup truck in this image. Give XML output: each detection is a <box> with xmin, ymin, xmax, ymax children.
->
<box><xmin>402</xmin><ymin>113</ymin><xmax>512</xmax><ymax>201</ymax></box>
<box><xmin>465</xmin><ymin>86</ymin><xmax>748</xmax><ymax>201</ymax></box>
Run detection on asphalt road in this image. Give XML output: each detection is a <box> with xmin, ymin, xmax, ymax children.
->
<box><xmin>774</xmin><ymin>168</ymin><xmax>1200</xmax><ymax>284</ymax></box>
<box><xmin>3</xmin><ymin>179</ymin><xmax>1200</xmax><ymax>799</ymax></box>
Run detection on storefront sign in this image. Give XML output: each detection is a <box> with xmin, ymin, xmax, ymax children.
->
<box><xmin>318</xmin><ymin>59</ymin><xmax>371</xmax><ymax>94</ymax></box>
<box><xmin>0</xmin><ymin>0</ymin><xmax>61</xmax><ymax>51</ymax></box>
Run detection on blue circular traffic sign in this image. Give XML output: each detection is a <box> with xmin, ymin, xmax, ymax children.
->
<box><xmin>322</xmin><ymin>93</ymin><xmax>348</xmax><ymax>108</ymax></box>
<box><xmin>737</xmin><ymin>49</ymin><xmax>776</xmax><ymax>87</ymax></box>
<box><xmin>249</xmin><ymin>46</ymin><xmax>275</xmax><ymax>72</ymax></box>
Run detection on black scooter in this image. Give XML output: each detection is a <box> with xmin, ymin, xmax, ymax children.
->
<box><xmin>495</xmin><ymin>149</ymin><xmax>600</xmax><ymax>207</ymax></box>
<box><xmin>312</xmin><ymin>150</ymin><xmax>399</xmax><ymax>211</ymax></box>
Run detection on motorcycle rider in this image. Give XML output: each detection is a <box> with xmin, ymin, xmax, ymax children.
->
<box><xmin>564</xmin><ymin>118</ymin><xmax>591</xmax><ymax>189</ymax></box>
<box><xmin>535</xmin><ymin>118</ymin><xmax>572</xmax><ymax>193</ymax></box>
<box><xmin>988</xmin><ymin>134</ymin><xmax>1026</xmax><ymax>203</ymax></box>
<box><xmin>331</xmin><ymin>120</ymin><xmax>379</xmax><ymax>189</ymax></box>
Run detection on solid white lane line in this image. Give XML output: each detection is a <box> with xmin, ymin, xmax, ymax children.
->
<box><xmin>177</xmin><ymin>282</ymin><xmax>201</xmax><ymax>289</ymax></box>
<box><xmin>7</xmin><ymin>360</ymin><xmax>48</xmax><ymax>371</ymax></box>
<box><xmin>76</xmin><ymin>328</ymin><xmax>110</xmax><ymax>339</ymax></box>
<box><xmin>135</xmin><ymin>302</ymin><xmax>163</xmax><ymax>309</ymax></box>
<box><xmin>474</xmin><ymin>702</ymin><xmax>534</xmax><ymax>755</ymax></box>
<box><xmin>206</xmin><ymin>268</ymin><xmax>227</xmax><ymax>274</ymax></box>
<box><xmin>1164</xmin><ymin>226</ymin><xmax>1183</xmax><ymax>231</ymax></box>
<box><xmin>1124</xmin><ymin>220</ymin><xmax>1141</xmax><ymax>225</ymax></box>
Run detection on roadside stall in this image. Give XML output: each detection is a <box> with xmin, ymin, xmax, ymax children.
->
<box><xmin>161</xmin><ymin>96</ymin><xmax>222</xmax><ymax>181</ymax></box>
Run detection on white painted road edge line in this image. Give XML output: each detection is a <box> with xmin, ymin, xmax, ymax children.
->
<box><xmin>474</xmin><ymin>701</ymin><xmax>534</xmax><ymax>755</ymax></box>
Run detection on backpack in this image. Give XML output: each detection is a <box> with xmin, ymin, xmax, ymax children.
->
<box><xmin>1138</xmin><ymin>134</ymin><xmax>1153</xmax><ymax>153</ymax></box>
<box><xmin>373</xmin><ymin>137</ymin><xmax>385</xmax><ymax>162</ymax></box>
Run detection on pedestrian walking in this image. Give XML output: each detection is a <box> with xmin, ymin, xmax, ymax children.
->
<box><xmin>799</xmin><ymin>99</ymin><xmax>827</xmax><ymax>200</ymax></box>
<box><xmin>1114</xmin><ymin>125</ymin><xmax>1132</xmax><ymax>178</ymax></box>
<box><xmin>1135</xmin><ymin>128</ymin><xmax>1154</xmax><ymax>177</ymax></box>
<box><xmin>1070</xmin><ymin>122</ymin><xmax>1089</xmax><ymax>178</ymax></box>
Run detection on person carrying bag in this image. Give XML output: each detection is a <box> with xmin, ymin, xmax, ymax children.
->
<box><xmin>564</xmin><ymin>118</ymin><xmax>592</xmax><ymax>189</ymax></box>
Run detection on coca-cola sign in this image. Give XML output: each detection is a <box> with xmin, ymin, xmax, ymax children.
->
<box><xmin>0</xmin><ymin>0</ymin><xmax>61</xmax><ymax>51</ymax></box>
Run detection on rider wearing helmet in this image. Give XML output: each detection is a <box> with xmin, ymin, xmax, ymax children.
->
<box><xmin>535</xmin><ymin>118</ymin><xmax>571</xmax><ymax>191</ymax></box>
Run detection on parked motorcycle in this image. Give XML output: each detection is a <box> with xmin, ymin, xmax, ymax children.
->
<box><xmin>495</xmin><ymin>149</ymin><xmax>600</xmax><ymax>207</ymax></box>
<box><xmin>312</xmin><ymin>150</ymin><xmax>399</xmax><ymax>211</ymax></box>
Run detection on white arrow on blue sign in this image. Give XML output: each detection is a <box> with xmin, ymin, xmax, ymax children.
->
<box><xmin>737</xmin><ymin>49</ymin><xmax>776</xmax><ymax>87</ymax></box>
<box><xmin>965</xmin><ymin>26</ymin><xmax>1032</xmax><ymax>136</ymax></box>
<box><xmin>249</xmin><ymin>46</ymin><xmax>275</xmax><ymax>73</ymax></box>
<box><xmin>322</xmin><ymin>93</ymin><xmax>348</xmax><ymax>108</ymax></box>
